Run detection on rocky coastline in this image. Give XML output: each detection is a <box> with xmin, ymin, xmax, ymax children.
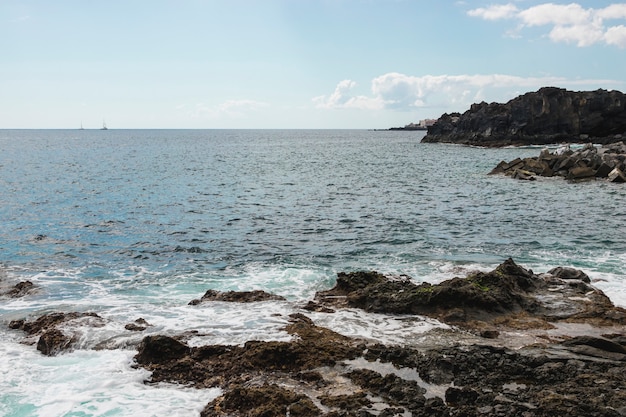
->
<box><xmin>422</xmin><ymin>87</ymin><xmax>626</xmax><ymax>147</ymax></box>
<box><xmin>490</xmin><ymin>142</ymin><xmax>626</xmax><ymax>182</ymax></box>
<box><xmin>5</xmin><ymin>259</ymin><xmax>626</xmax><ymax>416</ymax></box>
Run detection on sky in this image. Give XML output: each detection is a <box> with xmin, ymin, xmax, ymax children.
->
<box><xmin>2</xmin><ymin>0</ymin><xmax>626</xmax><ymax>129</ymax></box>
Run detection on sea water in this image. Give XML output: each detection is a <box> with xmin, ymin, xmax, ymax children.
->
<box><xmin>1</xmin><ymin>129</ymin><xmax>625</xmax><ymax>416</ymax></box>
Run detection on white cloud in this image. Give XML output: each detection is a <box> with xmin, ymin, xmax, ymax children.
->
<box><xmin>315</xmin><ymin>73</ymin><xmax>622</xmax><ymax>114</ymax></box>
<box><xmin>605</xmin><ymin>24</ymin><xmax>626</xmax><ymax>47</ymax></box>
<box><xmin>313</xmin><ymin>79</ymin><xmax>385</xmax><ymax>110</ymax></box>
<box><xmin>467</xmin><ymin>3</ymin><xmax>519</xmax><ymax>20</ymax></box>
<box><xmin>468</xmin><ymin>2</ymin><xmax>626</xmax><ymax>48</ymax></box>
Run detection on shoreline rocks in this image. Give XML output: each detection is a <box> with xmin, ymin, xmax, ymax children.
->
<box><xmin>422</xmin><ymin>87</ymin><xmax>626</xmax><ymax>147</ymax></box>
<box><xmin>7</xmin><ymin>260</ymin><xmax>626</xmax><ymax>415</ymax></box>
<box><xmin>490</xmin><ymin>142</ymin><xmax>626</xmax><ymax>182</ymax></box>
<box><xmin>134</xmin><ymin>259</ymin><xmax>625</xmax><ymax>416</ymax></box>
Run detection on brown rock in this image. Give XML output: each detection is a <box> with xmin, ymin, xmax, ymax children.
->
<box><xmin>189</xmin><ymin>289</ymin><xmax>286</xmax><ymax>305</ymax></box>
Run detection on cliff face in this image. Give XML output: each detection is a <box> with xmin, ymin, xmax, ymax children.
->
<box><xmin>422</xmin><ymin>87</ymin><xmax>626</xmax><ymax>147</ymax></box>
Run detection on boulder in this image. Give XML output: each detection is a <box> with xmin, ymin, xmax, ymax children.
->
<box><xmin>9</xmin><ymin>312</ymin><xmax>105</xmax><ymax>355</ymax></box>
<box><xmin>37</xmin><ymin>329</ymin><xmax>74</xmax><ymax>356</ymax></box>
<box><xmin>189</xmin><ymin>289</ymin><xmax>286</xmax><ymax>305</ymax></box>
<box><xmin>492</xmin><ymin>143</ymin><xmax>626</xmax><ymax>183</ymax></box>
<box><xmin>608</xmin><ymin>167</ymin><xmax>626</xmax><ymax>183</ymax></box>
<box><xmin>547</xmin><ymin>266</ymin><xmax>591</xmax><ymax>283</ymax></box>
<box><xmin>3</xmin><ymin>281</ymin><xmax>35</xmax><ymax>298</ymax></box>
<box><xmin>422</xmin><ymin>87</ymin><xmax>626</xmax><ymax>147</ymax></box>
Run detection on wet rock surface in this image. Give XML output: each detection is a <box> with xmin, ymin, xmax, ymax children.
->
<box><xmin>422</xmin><ymin>87</ymin><xmax>626</xmax><ymax>147</ymax></box>
<box><xmin>131</xmin><ymin>259</ymin><xmax>626</xmax><ymax>416</ymax></box>
<box><xmin>9</xmin><ymin>312</ymin><xmax>105</xmax><ymax>355</ymax></box>
<box><xmin>189</xmin><ymin>289</ymin><xmax>286</xmax><ymax>305</ymax></box>
<box><xmin>6</xmin><ymin>260</ymin><xmax>625</xmax><ymax>415</ymax></box>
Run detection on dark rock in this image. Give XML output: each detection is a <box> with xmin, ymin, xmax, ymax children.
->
<box><xmin>125</xmin><ymin>317</ymin><xmax>151</xmax><ymax>331</ymax></box>
<box><xmin>4</xmin><ymin>281</ymin><xmax>36</xmax><ymax>298</ymax></box>
<box><xmin>135</xmin><ymin>335</ymin><xmax>190</xmax><ymax>365</ymax></box>
<box><xmin>9</xmin><ymin>312</ymin><xmax>103</xmax><ymax>335</ymax></box>
<box><xmin>189</xmin><ymin>289</ymin><xmax>286</xmax><ymax>305</ymax></box>
<box><xmin>9</xmin><ymin>312</ymin><xmax>105</xmax><ymax>355</ymax></box>
<box><xmin>201</xmin><ymin>384</ymin><xmax>320</xmax><ymax>417</ymax></box>
<box><xmin>561</xmin><ymin>336</ymin><xmax>626</xmax><ymax>354</ymax></box>
<box><xmin>37</xmin><ymin>329</ymin><xmax>74</xmax><ymax>356</ymax></box>
<box><xmin>548</xmin><ymin>266</ymin><xmax>591</xmax><ymax>283</ymax></box>
<box><xmin>423</xmin><ymin>87</ymin><xmax>626</xmax><ymax>147</ymax></box>
<box><xmin>314</xmin><ymin>258</ymin><xmax>543</xmax><ymax>322</ymax></box>
<box><xmin>128</xmin><ymin>259</ymin><xmax>626</xmax><ymax>416</ymax></box>
<box><xmin>445</xmin><ymin>386</ymin><xmax>479</xmax><ymax>405</ymax></box>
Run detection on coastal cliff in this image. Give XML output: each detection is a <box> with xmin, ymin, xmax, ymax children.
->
<box><xmin>422</xmin><ymin>87</ymin><xmax>626</xmax><ymax>147</ymax></box>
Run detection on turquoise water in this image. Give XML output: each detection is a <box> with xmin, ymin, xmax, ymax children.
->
<box><xmin>1</xmin><ymin>129</ymin><xmax>625</xmax><ymax>416</ymax></box>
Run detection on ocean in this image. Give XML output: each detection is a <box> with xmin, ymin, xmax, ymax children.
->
<box><xmin>1</xmin><ymin>129</ymin><xmax>625</xmax><ymax>416</ymax></box>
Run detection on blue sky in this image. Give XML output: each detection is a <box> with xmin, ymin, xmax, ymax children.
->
<box><xmin>2</xmin><ymin>1</ymin><xmax>626</xmax><ymax>129</ymax></box>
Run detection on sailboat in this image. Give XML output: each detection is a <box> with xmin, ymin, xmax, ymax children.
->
<box><xmin>79</xmin><ymin>122</ymin><xmax>85</xmax><ymax>130</ymax></box>
<box><xmin>101</xmin><ymin>120</ymin><xmax>108</xmax><ymax>130</ymax></box>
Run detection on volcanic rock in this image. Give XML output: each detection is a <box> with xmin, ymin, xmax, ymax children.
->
<box><xmin>131</xmin><ymin>260</ymin><xmax>626</xmax><ymax>416</ymax></box>
<box><xmin>189</xmin><ymin>289</ymin><xmax>286</xmax><ymax>305</ymax></box>
<box><xmin>3</xmin><ymin>280</ymin><xmax>36</xmax><ymax>298</ymax></box>
<box><xmin>9</xmin><ymin>311</ymin><xmax>105</xmax><ymax>356</ymax></box>
<box><xmin>308</xmin><ymin>258</ymin><xmax>626</xmax><ymax>329</ymax></box>
<box><xmin>422</xmin><ymin>87</ymin><xmax>626</xmax><ymax>147</ymax></box>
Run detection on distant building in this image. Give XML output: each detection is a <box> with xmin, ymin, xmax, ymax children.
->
<box><xmin>419</xmin><ymin>119</ymin><xmax>437</xmax><ymax>128</ymax></box>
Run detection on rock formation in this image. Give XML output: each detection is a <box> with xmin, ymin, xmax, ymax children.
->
<box><xmin>133</xmin><ymin>259</ymin><xmax>626</xmax><ymax>416</ymax></box>
<box><xmin>8</xmin><ymin>260</ymin><xmax>626</xmax><ymax>415</ymax></box>
<box><xmin>490</xmin><ymin>142</ymin><xmax>626</xmax><ymax>182</ymax></box>
<box><xmin>189</xmin><ymin>289</ymin><xmax>286</xmax><ymax>305</ymax></box>
<box><xmin>422</xmin><ymin>87</ymin><xmax>626</xmax><ymax>147</ymax></box>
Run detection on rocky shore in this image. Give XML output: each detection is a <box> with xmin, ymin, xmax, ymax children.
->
<box><xmin>422</xmin><ymin>87</ymin><xmax>626</xmax><ymax>147</ymax></box>
<box><xmin>6</xmin><ymin>259</ymin><xmax>626</xmax><ymax>416</ymax></box>
<box><xmin>490</xmin><ymin>142</ymin><xmax>626</xmax><ymax>182</ymax></box>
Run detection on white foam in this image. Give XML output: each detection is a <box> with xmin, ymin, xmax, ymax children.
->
<box><xmin>306</xmin><ymin>309</ymin><xmax>449</xmax><ymax>345</ymax></box>
<box><xmin>0</xmin><ymin>337</ymin><xmax>220</xmax><ymax>417</ymax></box>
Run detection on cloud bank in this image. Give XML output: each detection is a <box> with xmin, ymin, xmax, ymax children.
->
<box><xmin>468</xmin><ymin>2</ymin><xmax>626</xmax><ymax>47</ymax></box>
<box><xmin>314</xmin><ymin>73</ymin><xmax>620</xmax><ymax>114</ymax></box>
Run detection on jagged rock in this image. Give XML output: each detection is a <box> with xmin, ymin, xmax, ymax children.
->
<box><xmin>135</xmin><ymin>335</ymin><xmax>190</xmax><ymax>365</ymax></box>
<box><xmin>130</xmin><ymin>260</ymin><xmax>626</xmax><ymax>416</ymax></box>
<box><xmin>423</xmin><ymin>87</ymin><xmax>626</xmax><ymax>147</ymax></box>
<box><xmin>125</xmin><ymin>318</ymin><xmax>151</xmax><ymax>331</ymax></box>
<box><xmin>548</xmin><ymin>267</ymin><xmax>591</xmax><ymax>283</ymax></box>
<box><xmin>201</xmin><ymin>384</ymin><xmax>320</xmax><ymax>417</ymax></box>
<box><xmin>3</xmin><ymin>281</ymin><xmax>35</xmax><ymax>298</ymax></box>
<box><xmin>37</xmin><ymin>329</ymin><xmax>74</xmax><ymax>356</ymax></box>
<box><xmin>309</xmin><ymin>258</ymin><xmax>625</xmax><ymax>328</ymax></box>
<box><xmin>189</xmin><ymin>289</ymin><xmax>286</xmax><ymax>305</ymax></box>
<box><xmin>492</xmin><ymin>143</ymin><xmax>626</xmax><ymax>183</ymax></box>
<box><xmin>9</xmin><ymin>312</ymin><xmax>105</xmax><ymax>355</ymax></box>
<box><xmin>608</xmin><ymin>167</ymin><xmax>626</xmax><ymax>183</ymax></box>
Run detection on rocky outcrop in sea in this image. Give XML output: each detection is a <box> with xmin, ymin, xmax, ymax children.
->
<box><xmin>490</xmin><ymin>142</ymin><xmax>626</xmax><ymax>182</ymax></box>
<box><xmin>422</xmin><ymin>87</ymin><xmax>626</xmax><ymax>147</ymax></box>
